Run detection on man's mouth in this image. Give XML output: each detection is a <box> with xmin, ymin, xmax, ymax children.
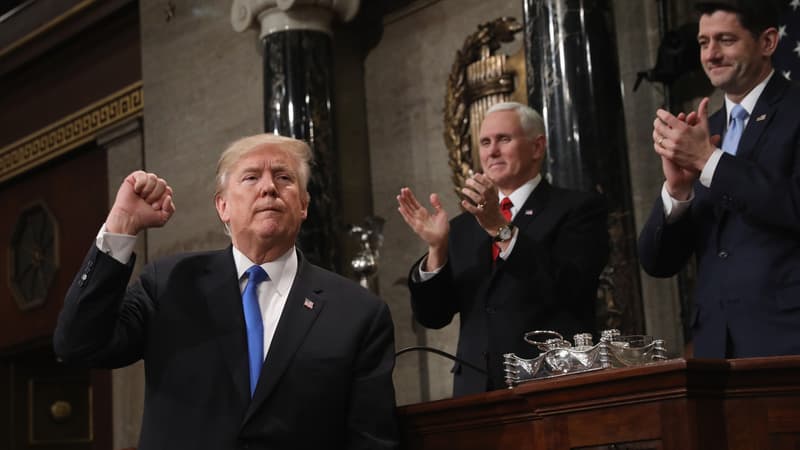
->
<box><xmin>255</xmin><ymin>206</ymin><xmax>280</xmax><ymax>214</ymax></box>
<box><xmin>706</xmin><ymin>64</ymin><xmax>729</xmax><ymax>73</ymax></box>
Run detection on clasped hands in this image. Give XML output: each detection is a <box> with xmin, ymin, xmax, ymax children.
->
<box><xmin>652</xmin><ymin>97</ymin><xmax>721</xmax><ymax>200</ymax></box>
<box><xmin>106</xmin><ymin>170</ymin><xmax>176</xmax><ymax>236</ymax></box>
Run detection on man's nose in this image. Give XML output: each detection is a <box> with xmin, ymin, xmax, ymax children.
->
<box><xmin>259</xmin><ymin>177</ymin><xmax>278</xmax><ymax>196</ymax></box>
<box><xmin>703</xmin><ymin>42</ymin><xmax>721</xmax><ymax>61</ymax></box>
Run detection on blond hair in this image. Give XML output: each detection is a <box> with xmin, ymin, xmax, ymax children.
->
<box><xmin>214</xmin><ymin>134</ymin><xmax>313</xmax><ymax>197</ymax></box>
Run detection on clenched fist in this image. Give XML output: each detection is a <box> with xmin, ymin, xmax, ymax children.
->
<box><xmin>106</xmin><ymin>170</ymin><xmax>176</xmax><ymax>235</ymax></box>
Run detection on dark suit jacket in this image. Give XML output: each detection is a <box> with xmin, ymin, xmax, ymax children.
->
<box><xmin>54</xmin><ymin>245</ymin><xmax>398</xmax><ymax>450</ymax></box>
<box><xmin>639</xmin><ymin>74</ymin><xmax>800</xmax><ymax>358</ymax></box>
<box><xmin>409</xmin><ymin>180</ymin><xmax>609</xmax><ymax>397</ymax></box>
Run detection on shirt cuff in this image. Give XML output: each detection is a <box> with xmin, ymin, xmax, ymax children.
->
<box><xmin>416</xmin><ymin>255</ymin><xmax>444</xmax><ymax>282</ymax></box>
<box><xmin>699</xmin><ymin>148</ymin><xmax>724</xmax><ymax>187</ymax></box>
<box><xmin>661</xmin><ymin>182</ymin><xmax>694</xmax><ymax>224</ymax></box>
<box><xmin>496</xmin><ymin>227</ymin><xmax>519</xmax><ymax>260</ymax></box>
<box><xmin>96</xmin><ymin>223</ymin><xmax>137</xmax><ymax>264</ymax></box>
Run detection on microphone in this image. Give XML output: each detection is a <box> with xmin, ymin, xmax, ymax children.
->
<box><xmin>395</xmin><ymin>346</ymin><xmax>487</xmax><ymax>375</ymax></box>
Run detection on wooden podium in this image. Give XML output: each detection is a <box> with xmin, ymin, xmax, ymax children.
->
<box><xmin>397</xmin><ymin>356</ymin><xmax>800</xmax><ymax>449</ymax></box>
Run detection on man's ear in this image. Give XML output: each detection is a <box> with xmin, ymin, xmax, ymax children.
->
<box><xmin>761</xmin><ymin>27</ymin><xmax>779</xmax><ymax>56</ymax></box>
<box><xmin>533</xmin><ymin>135</ymin><xmax>547</xmax><ymax>160</ymax></box>
<box><xmin>214</xmin><ymin>193</ymin><xmax>229</xmax><ymax>224</ymax></box>
<box><xmin>301</xmin><ymin>192</ymin><xmax>310</xmax><ymax>220</ymax></box>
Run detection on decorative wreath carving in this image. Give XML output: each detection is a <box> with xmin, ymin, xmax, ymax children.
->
<box><xmin>443</xmin><ymin>17</ymin><xmax>523</xmax><ymax>196</ymax></box>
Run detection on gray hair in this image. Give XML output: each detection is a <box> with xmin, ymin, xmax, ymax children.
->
<box><xmin>485</xmin><ymin>102</ymin><xmax>546</xmax><ymax>140</ymax></box>
<box><xmin>214</xmin><ymin>133</ymin><xmax>313</xmax><ymax>197</ymax></box>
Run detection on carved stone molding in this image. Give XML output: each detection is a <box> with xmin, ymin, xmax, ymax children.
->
<box><xmin>443</xmin><ymin>17</ymin><xmax>524</xmax><ymax>196</ymax></box>
<box><xmin>0</xmin><ymin>81</ymin><xmax>143</xmax><ymax>185</ymax></box>
<box><xmin>230</xmin><ymin>0</ymin><xmax>360</xmax><ymax>37</ymax></box>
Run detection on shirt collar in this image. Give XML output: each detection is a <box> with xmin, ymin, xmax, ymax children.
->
<box><xmin>500</xmin><ymin>173</ymin><xmax>541</xmax><ymax>219</ymax></box>
<box><xmin>232</xmin><ymin>245</ymin><xmax>297</xmax><ymax>297</ymax></box>
<box><xmin>724</xmin><ymin>69</ymin><xmax>773</xmax><ymax>124</ymax></box>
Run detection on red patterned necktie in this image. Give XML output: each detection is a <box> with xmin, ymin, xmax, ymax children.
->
<box><xmin>492</xmin><ymin>197</ymin><xmax>514</xmax><ymax>261</ymax></box>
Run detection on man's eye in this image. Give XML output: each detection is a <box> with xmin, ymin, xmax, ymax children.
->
<box><xmin>501</xmin><ymin>136</ymin><xmax>511</xmax><ymax>142</ymax></box>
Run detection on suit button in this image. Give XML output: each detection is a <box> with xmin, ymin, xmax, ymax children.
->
<box><xmin>718</xmin><ymin>249</ymin><xmax>729</xmax><ymax>259</ymax></box>
<box><xmin>485</xmin><ymin>306</ymin><xmax>496</xmax><ymax>314</ymax></box>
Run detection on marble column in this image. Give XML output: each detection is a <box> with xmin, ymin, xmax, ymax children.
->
<box><xmin>231</xmin><ymin>0</ymin><xmax>359</xmax><ymax>271</ymax></box>
<box><xmin>522</xmin><ymin>0</ymin><xmax>644</xmax><ymax>334</ymax></box>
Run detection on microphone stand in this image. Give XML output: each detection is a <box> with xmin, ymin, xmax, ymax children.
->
<box><xmin>395</xmin><ymin>346</ymin><xmax>488</xmax><ymax>375</ymax></box>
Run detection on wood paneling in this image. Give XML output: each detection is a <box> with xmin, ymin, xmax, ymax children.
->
<box><xmin>398</xmin><ymin>357</ymin><xmax>800</xmax><ymax>450</ymax></box>
<box><xmin>0</xmin><ymin>144</ymin><xmax>107</xmax><ymax>350</ymax></box>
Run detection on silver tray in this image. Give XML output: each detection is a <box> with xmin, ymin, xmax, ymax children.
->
<box><xmin>503</xmin><ymin>329</ymin><xmax>668</xmax><ymax>386</ymax></box>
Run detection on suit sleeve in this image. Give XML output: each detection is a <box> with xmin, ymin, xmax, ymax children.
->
<box><xmin>54</xmin><ymin>245</ymin><xmax>153</xmax><ymax>368</ymax></box>
<box><xmin>407</xmin><ymin>255</ymin><xmax>459</xmax><ymax>329</ymax></box>
<box><xmin>346</xmin><ymin>301</ymin><xmax>399</xmax><ymax>450</ymax></box>
<box><xmin>638</xmin><ymin>197</ymin><xmax>696</xmax><ymax>278</ymax></box>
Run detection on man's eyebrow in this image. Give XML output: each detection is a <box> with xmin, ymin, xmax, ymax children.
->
<box><xmin>268</xmin><ymin>162</ymin><xmax>292</xmax><ymax>172</ymax></box>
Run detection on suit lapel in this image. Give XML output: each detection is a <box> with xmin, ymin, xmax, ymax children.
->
<box><xmin>733</xmin><ymin>74</ymin><xmax>787</xmax><ymax>161</ymax></box>
<box><xmin>201</xmin><ymin>247</ymin><xmax>251</xmax><ymax>406</ymax></box>
<box><xmin>243</xmin><ymin>250</ymin><xmax>324</xmax><ymax>423</ymax></box>
<box><xmin>512</xmin><ymin>179</ymin><xmax>551</xmax><ymax>231</ymax></box>
<box><xmin>709</xmin><ymin>105</ymin><xmax>726</xmax><ymax>139</ymax></box>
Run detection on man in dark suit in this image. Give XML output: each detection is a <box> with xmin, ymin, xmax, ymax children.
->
<box><xmin>640</xmin><ymin>0</ymin><xmax>800</xmax><ymax>358</ymax></box>
<box><xmin>397</xmin><ymin>102</ymin><xmax>609</xmax><ymax>397</ymax></box>
<box><xmin>54</xmin><ymin>134</ymin><xmax>398</xmax><ymax>449</ymax></box>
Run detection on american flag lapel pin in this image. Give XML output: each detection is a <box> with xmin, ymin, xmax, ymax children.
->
<box><xmin>303</xmin><ymin>298</ymin><xmax>315</xmax><ymax>310</ymax></box>
<box><xmin>525</xmin><ymin>209</ymin><xmax>534</xmax><ymax>216</ymax></box>
<box><xmin>756</xmin><ymin>114</ymin><xmax>766</xmax><ymax>122</ymax></box>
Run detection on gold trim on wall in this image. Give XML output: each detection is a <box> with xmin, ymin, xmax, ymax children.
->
<box><xmin>0</xmin><ymin>81</ymin><xmax>143</xmax><ymax>184</ymax></box>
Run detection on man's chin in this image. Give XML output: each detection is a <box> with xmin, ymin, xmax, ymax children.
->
<box><xmin>705</xmin><ymin>70</ymin><xmax>731</xmax><ymax>88</ymax></box>
<box><xmin>485</xmin><ymin>168</ymin><xmax>506</xmax><ymax>180</ymax></box>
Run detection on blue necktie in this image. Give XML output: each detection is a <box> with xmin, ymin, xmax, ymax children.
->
<box><xmin>722</xmin><ymin>104</ymin><xmax>749</xmax><ymax>156</ymax></box>
<box><xmin>243</xmin><ymin>265</ymin><xmax>268</xmax><ymax>397</ymax></box>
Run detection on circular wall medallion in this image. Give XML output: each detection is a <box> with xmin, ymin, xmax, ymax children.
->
<box><xmin>8</xmin><ymin>201</ymin><xmax>60</xmax><ymax>311</ymax></box>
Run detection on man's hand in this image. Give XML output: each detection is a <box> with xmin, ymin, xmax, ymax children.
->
<box><xmin>653</xmin><ymin>97</ymin><xmax>719</xmax><ymax>173</ymax></box>
<box><xmin>397</xmin><ymin>187</ymin><xmax>450</xmax><ymax>270</ymax></box>
<box><xmin>460</xmin><ymin>173</ymin><xmax>508</xmax><ymax>235</ymax></box>
<box><xmin>106</xmin><ymin>171</ymin><xmax>176</xmax><ymax>235</ymax></box>
<box><xmin>652</xmin><ymin>99</ymin><xmax>722</xmax><ymax>199</ymax></box>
